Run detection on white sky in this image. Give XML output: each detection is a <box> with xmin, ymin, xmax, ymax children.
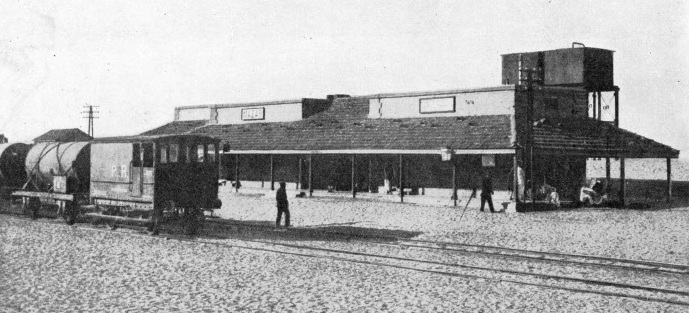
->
<box><xmin>1</xmin><ymin>0</ymin><xmax>687</xmax><ymax>157</ymax></box>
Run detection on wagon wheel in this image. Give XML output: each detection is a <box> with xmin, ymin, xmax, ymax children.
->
<box><xmin>62</xmin><ymin>201</ymin><xmax>78</xmax><ymax>226</ymax></box>
<box><xmin>23</xmin><ymin>197</ymin><xmax>40</xmax><ymax>220</ymax></box>
<box><xmin>148</xmin><ymin>201</ymin><xmax>171</xmax><ymax>236</ymax></box>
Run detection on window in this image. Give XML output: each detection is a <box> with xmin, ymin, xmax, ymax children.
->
<box><xmin>132</xmin><ymin>144</ymin><xmax>141</xmax><ymax>167</ymax></box>
<box><xmin>143</xmin><ymin>143</ymin><xmax>153</xmax><ymax>167</ymax></box>
<box><xmin>208</xmin><ymin>144</ymin><xmax>215</xmax><ymax>162</ymax></box>
<box><xmin>169</xmin><ymin>144</ymin><xmax>179</xmax><ymax>163</ymax></box>
<box><xmin>419</xmin><ymin>97</ymin><xmax>456</xmax><ymax>114</ymax></box>
<box><xmin>197</xmin><ymin>145</ymin><xmax>205</xmax><ymax>163</ymax></box>
<box><xmin>160</xmin><ymin>145</ymin><xmax>168</xmax><ymax>164</ymax></box>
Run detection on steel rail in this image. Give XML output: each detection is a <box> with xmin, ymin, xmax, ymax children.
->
<box><xmin>203</xmin><ymin>219</ymin><xmax>689</xmax><ymax>276</ymax></box>
<box><xmin>404</xmin><ymin>238</ymin><xmax>689</xmax><ymax>274</ymax></box>
<box><xmin>191</xmin><ymin>235</ymin><xmax>689</xmax><ymax>307</ymax></box>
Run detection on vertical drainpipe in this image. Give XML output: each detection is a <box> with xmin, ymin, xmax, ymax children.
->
<box><xmin>598</xmin><ymin>91</ymin><xmax>603</xmax><ymax>121</ymax></box>
<box><xmin>614</xmin><ymin>88</ymin><xmax>620</xmax><ymax>128</ymax></box>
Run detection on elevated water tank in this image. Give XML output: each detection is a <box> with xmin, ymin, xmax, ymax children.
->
<box><xmin>502</xmin><ymin>46</ymin><xmax>615</xmax><ymax>91</ymax></box>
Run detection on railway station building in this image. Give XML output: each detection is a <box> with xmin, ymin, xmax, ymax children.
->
<box><xmin>141</xmin><ymin>46</ymin><xmax>679</xmax><ymax>210</ymax></box>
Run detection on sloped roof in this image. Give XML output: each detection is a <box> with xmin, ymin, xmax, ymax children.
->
<box><xmin>140</xmin><ymin>120</ymin><xmax>207</xmax><ymax>136</ymax></box>
<box><xmin>144</xmin><ymin>97</ymin><xmax>514</xmax><ymax>152</ymax></box>
<box><xmin>33</xmin><ymin>128</ymin><xmax>92</xmax><ymax>143</ymax></box>
<box><xmin>533</xmin><ymin>118</ymin><xmax>679</xmax><ymax>158</ymax></box>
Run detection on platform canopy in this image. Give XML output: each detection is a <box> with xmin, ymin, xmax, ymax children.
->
<box><xmin>532</xmin><ymin>118</ymin><xmax>679</xmax><ymax>159</ymax></box>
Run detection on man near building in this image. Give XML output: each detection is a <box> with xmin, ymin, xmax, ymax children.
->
<box><xmin>276</xmin><ymin>181</ymin><xmax>290</xmax><ymax>227</ymax></box>
<box><xmin>480</xmin><ymin>173</ymin><xmax>495</xmax><ymax>213</ymax></box>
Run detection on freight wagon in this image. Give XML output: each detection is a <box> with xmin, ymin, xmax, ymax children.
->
<box><xmin>11</xmin><ymin>134</ymin><xmax>222</xmax><ymax>235</ymax></box>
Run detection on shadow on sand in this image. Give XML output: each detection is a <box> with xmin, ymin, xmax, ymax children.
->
<box><xmin>199</xmin><ymin>218</ymin><xmax>422</xmax><ymax>242</ymax></box>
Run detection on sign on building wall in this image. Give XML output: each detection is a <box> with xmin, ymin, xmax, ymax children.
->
<box><xmin>241</xmin><ymin>107</ymin><xmax>265</xmax><ymax>121</ymax></box>
<box><xmin>481</xmin><ymin>154</ymin><xmax>496</xmax><ymax>167</ymax></box>
<box><xmin>419</xmin><ymin>97</ymin><xmax>456</xmax><ymax>114</ymax></box>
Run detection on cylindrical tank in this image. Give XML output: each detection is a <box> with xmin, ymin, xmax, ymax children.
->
<box><xmin>25</xmin><ymin>142</ymin><xmax>90</xmax><ymax>193</ymax></box>
<box><xmin>0</xmin><ymin>143</ymin><xmax>31</xmax><ymax>190</ymax></box>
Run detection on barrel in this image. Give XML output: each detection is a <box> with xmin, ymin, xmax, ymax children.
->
<box><xmin>24</xmin><ymin>142</ymin><xmax>90</xmax><ymax>193</ymax></box>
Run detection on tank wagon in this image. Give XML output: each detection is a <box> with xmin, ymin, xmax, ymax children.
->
<box><xmin>11</xmin><ymin>134</ymin><xmax>222</xmax><ymax>235</ymax></box>
<box><xmin>0</xmin><ymin>143</ymin><xmax>31</xmax><ymax>198</ymax></box>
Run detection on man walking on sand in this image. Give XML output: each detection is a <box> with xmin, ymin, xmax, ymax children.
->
<box><xmin>480</xmin><ymin>172</ymin><xmax>496</xmax><ymax>213</ymax></box>
<box><xmin>276</xmin><ymin>181</ymin><xmax>290</xmax><ymax>227</ymax></box>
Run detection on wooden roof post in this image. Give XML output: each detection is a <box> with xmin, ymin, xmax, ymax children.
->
<box><xmin>513</xmin><ymin>153</ymin><xmax>519</xmax><ymax>203</ymax></box>
<box><xmin>620</xmin><ymin>157</ymin><xmax>626</xmax><ymax>207</ymax></box>
<box><xmin>592</xmin><ymin>92</ymin><xmax>597</xmax><ymax>120</ymax></box>
<box><xmin>605</xmin><ymin>158</ymin><xmax>611</xmax><ymax>187</ymax></box>
<box><xmin>452</xmin><ymin>160</ymin><xmax>457</xmax><ymax>207</ymax></box>
<box><xmin>667</xmin><ymin>158</ymin><xmax>672</xmax><ymax>204</ymax></box>
<box><xmin>270</xmin><ymin>154</ymin><xmax>275</xmax><ymax>191</ymax></box>
<box><xmin>235</xmin><ymin>154</ymin><xmax>240</xmax><ymax>193</ymax></box>
<box><xmin>351</xmin><ymin>154</ymin><xmax>356</xmax><ymax>199</ymax></box>
<box><xmin>399</xmin><ymin>154</ymin><xmax>404</xmax><ymax>203</ymax></box>
<box><xmin>309</xmin><ymin>154</ymin><xmax>313</xmax><ymax>197</ymax></box>
<box><xmin>368</xmin><ymin>157</ymin><xmax>372</xmax><ymax>193</ymax></box>
<box><xmin>298</xmin><ymin>157</ymin><xmax>302</xmax><ymax>190</ymax></box>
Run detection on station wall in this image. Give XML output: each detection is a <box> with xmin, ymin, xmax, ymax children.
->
<box><xmin>216</xmin><ymin>102</ymin><xmax>303</xmax><ymax>124</ymax></box>
<box><xmin>368</xmin><ymin>88</ymin><xmax>515</xmax><ymax>119</ymax></box>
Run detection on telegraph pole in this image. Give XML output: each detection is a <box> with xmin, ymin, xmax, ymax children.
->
<box><xmin>82</xmin><ymin>105</ymin><xmax>100</xmax><ymax>137</ymax></box>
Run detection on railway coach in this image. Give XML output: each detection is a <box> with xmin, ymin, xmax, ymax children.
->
<box><xmin>12</xmin><ymin>134</ymin><xmax>222</xmax><ymax>235</ymax></box>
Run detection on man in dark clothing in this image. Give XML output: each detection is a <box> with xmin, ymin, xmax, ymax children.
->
<box><xmin>480</xmin><ymin>173</ymin><xmax>495</xmax><ymax>213</ymax></box>
<box><xmin>276</xmin><ymin>181</ymin><xmax>290</xmax><ymax>227</ymax></box>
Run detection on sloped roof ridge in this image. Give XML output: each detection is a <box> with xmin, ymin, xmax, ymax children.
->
<box><xmin>34</xmin><ymin>128</ymin><xmax>92</xmax><ymax>141</ymax></box>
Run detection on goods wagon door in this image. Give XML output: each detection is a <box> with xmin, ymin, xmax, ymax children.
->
<box><xmin>91</xmin><ymin>142</ymin><xmax>154</xmax><ymax>202</ymax></box>
<box><xmin>91</xmin><ymin>143</ymin><xmax>132</xmax><ymax>199</ymax></box>
<box><xmin>131</xmin><ymin>143</ymin><xmax>154</xmax><ymax>198</ymax></box>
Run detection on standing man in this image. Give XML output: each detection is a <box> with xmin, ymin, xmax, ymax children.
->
<box><xmin>276</xmin><ymin>181</ymin><xmax>290</xmax><ymax>227</ymax></box>
<box><xmin>480</xmin><ymin>172</ymin><xmax>495</xmax><ymax>213</ymax></box>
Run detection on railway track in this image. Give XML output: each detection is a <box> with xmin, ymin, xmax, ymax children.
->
<box><xmin>193</xmin><ymin>234</ymin><xmax>689</xmax><ymax>307</ymax></box>
<box><xmin>398</xmin><ymin>239</ymin><xmax>689</xmax><ymax>275</ymax></box>
<box><xmin>204</xmin><ymin>219</ymin><xmax>689</xmax><ymax>276</ymax></box>
<box><xmin>4</xmin><ymin>213</ymin><xmax>689</xmax><ymax>307</ymax></box>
